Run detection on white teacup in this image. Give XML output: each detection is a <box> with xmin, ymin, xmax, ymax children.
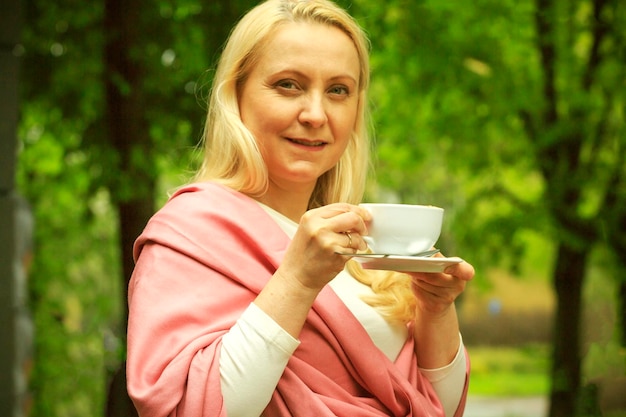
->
<box><xmin>360</xmin><ymin>203</ymin><xmax>444</xmax><ymax>255</ymax></box>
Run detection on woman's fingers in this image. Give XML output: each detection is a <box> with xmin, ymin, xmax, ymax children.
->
<box><xmin>408</xmin><ymin>260</ymin><xmax>475</xmax><ymax>313</ymax></box>
<box><xmin>281</xmin><ymin>203</ymin><xmax>373</xmax><ymax>288</ymax></box>
<box><xmin>301</xmin><ymin>203</ymin><xmax>371</xmax><ymax>252</ymax></box>
<box><xmin>443</xmin><ymin>260</ymin><xmax>475</xmax><ymax>281</ymax></box>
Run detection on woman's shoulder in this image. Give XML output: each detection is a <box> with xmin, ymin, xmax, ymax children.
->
<box><xmin>158</xmin><ymin>181</ymin><xmax>253</xmax><ymax>214</ymax></box>
<box><xmin>145</xmin><ymin>181</ymin><xmax>270</xmax><ymax>235</ymax></box>
<box><xmin>133</xmin><ymin>180</ymin><xmax>286</xmax><ymax>264</ymax></box>
<box><xmin>169</xmin><ymin>181</ymin><xmax>243</xmax><ymax>203</ymax></box>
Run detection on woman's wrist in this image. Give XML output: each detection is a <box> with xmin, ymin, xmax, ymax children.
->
<box><xmin>412</xmin><ymin>303</ymin><xmax>461</xmax><ymax>369</ymax></box>
<box><xmin>254</xmin><ymin>267</ymin><xmax>322</xmax><ymax>339</ymax></box>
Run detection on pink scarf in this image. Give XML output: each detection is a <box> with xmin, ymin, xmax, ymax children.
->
<box><xmin>126</xmin><ymin>182</ymin><xmax>468</xmax><ymax>417</ymax></box>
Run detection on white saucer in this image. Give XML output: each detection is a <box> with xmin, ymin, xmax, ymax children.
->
<box><xmin>349</xmin><ymin>254</ymin><xmax>463</xmax><ymax>273</ymax></box>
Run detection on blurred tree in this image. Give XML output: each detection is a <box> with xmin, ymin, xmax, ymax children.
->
<box><xmin>18</xmin><ymin>0</ymin><xmax>255</xmax><ymax>414</ymax></box>
<box><xmin>102</xmin><ymin>0</ymin><xmax>151</xmax><ymax>413</ymax></box>
<box><xmin>529</xmin><ymin>1</ymin><xmax>624</xmax><ymax>415</ymax></box>
<box><xmin>19</xmin><ymin>1</ymin><xmax>120</xmax><ymax>414</ymax></box>
<box><xmin>16</xmin><ymin>0</ymin><xmax>625</xmax><ymax>415</ymax></box>
<box><xmin>352</xmin><ymin>1</ymin><xmax>625</xmax><ymax>416</ymax></box>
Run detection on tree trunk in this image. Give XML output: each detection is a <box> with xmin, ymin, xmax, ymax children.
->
<box><xmin>103</xmin><ymin>0</ymin><xmax>154</xmax><ymax>413</ymax></box>
<box><xmin>617</xmin><ymin>276</ymin><xmax>626</xmax><ymax>347</ymax></box>
<box><xmin>548</xmin><ymin>242</ymin><xmax>588</xmax><ymax>417</ymax></box>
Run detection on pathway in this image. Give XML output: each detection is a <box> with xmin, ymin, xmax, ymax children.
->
<box><xmin>464</xmin><ymin>396</ymin><xmax>548</xmax><ymax>417</ymax></box>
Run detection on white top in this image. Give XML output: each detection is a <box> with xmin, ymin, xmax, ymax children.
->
<box><xmin>219</xmin><ymin>203</ymin><xmax>467</xmax><ymax>417</ymax></box>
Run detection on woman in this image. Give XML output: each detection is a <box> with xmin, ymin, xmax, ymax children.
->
<box><xmin>126</xmin><ymin>0</ymin><xmax>475</xmax><ymax>416</ymax></box>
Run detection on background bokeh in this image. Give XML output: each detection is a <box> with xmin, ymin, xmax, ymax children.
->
<box><xmin>7</xmin><ymin>0</ymin><xmax>625</xmax><ymax>416</ymax></box>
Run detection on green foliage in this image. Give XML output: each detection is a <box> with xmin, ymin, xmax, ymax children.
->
<box><xmin>16</xmin><ymin>0</ymin><xmax>626</xmax><ymax>415</ymax></box>
<box><xmin>18</xmin><ymin>0</ymin><xmax>257</xmax><ymax>415</ymax></box>
<box><xmin>468</xmin><ymin>345</ymin><xmax>551</xmax><ymax>396</ymax></box>
<box><xmin>18</xmin><ymin>106</ymin><xmax>122</xmax><ymax>415</ymax></box>
<box><xmin>355</xmin><ymin>0</ymin><xmax>548</xmax><ymax>268</ymax></box>
<box><xmin>357</xmin><ymin>0</ymin><xmax>625</xmax><ymax>269</ymax></box>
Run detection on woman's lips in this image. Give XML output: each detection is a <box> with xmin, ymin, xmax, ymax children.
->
<box><xmin>287</xmin><ymin>137</ymin><xmax>327</xmax><ymax>147</ymax></box>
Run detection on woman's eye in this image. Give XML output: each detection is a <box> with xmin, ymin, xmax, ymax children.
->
<box><xmin>276</xmin><ymin>80</ymin><xmax>298</xmax><ymax>90</ymax></box>
<box><xmin>328</xmin><ymin>85</ymin><xmax>349</xmax><ymax>96</ymax></box>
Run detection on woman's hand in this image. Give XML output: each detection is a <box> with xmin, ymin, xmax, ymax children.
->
<box><xmin>408</xmin><ymin>257</ymin><xmax>475</xmax><ymax>317</ymax></box>
<box><xmin>278</xmin><ymin>203</ymin><xmax>371</xmax><ymax>291</ymax></box>
<box><xmin>256</xmin><ymin>203</ymin><xmax>370</xmax><ymax>338</ymax></box>
<box><xmin>408</xmin><ymin>257</ymin><xmax>475</xmax><ymax>369</ymax></box>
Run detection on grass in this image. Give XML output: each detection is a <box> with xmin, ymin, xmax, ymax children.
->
<box><xmin>467</xmin><ymin>344</ymin><xmax>550</xmax><ymax>396</ymax></box>
<box><xmin>458</xmin><ymin>246</ymin><xmax>626</xmax><ymax>415</ymax></box>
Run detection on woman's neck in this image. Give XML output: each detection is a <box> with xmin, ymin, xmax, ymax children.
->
<box><xmin>255</xmin><ymin>183</ymin><xmax>314</xmax><ymax>223</ymax></box>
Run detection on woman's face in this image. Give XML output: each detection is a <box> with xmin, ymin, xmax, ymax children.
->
<box><xmin>239</xmin><ymin>21</ymin><xmax>360</xmax><ymax>196</ymax></box>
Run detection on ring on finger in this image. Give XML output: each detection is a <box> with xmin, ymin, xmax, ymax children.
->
<box><xmin>345</xmin><ymin>231</ymin><xmax>353</xmax><ymax>248</ymax></box>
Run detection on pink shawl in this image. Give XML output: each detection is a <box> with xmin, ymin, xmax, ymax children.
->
<box><xmin>126</xmin><ymin>182</ymin><xmax>469</xmax><ymax>417</ymax></box>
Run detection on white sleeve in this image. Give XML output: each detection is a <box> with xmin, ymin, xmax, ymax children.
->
<box><xmin>219</xmin><ymin>303</ymin><xmax>300</xmax><ymax>417</ymax></box>
<box><xmin>419</xmin><ymin>336</ymin><xmax>467</xmax><ymax>417</ymax></box>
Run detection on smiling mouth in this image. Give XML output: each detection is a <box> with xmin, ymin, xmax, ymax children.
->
<box><xmin>288</xmin><ymin>138</ymin><xmax>327</xmax><ymax>147</ymax></box>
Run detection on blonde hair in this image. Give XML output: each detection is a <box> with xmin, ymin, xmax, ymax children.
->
<box><xmin>347</xmin><ymin>264</ymin><xmax>417</xmax><ymax>324</ymax></box>
<box><xmin>195</xmin><ymin>0</ymin><xmax>371</xmax><ymax>208</ymax></box>
<box><xmin>195</xmin><ymin>0</ymin><xmax>417</xmax><ymax>324</ymax></box>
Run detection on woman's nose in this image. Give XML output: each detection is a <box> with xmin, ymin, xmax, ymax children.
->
<box><xmin>298</xmin><ymin>94</ymin><xmax>328</xmax><ymax>128</ymax></box>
